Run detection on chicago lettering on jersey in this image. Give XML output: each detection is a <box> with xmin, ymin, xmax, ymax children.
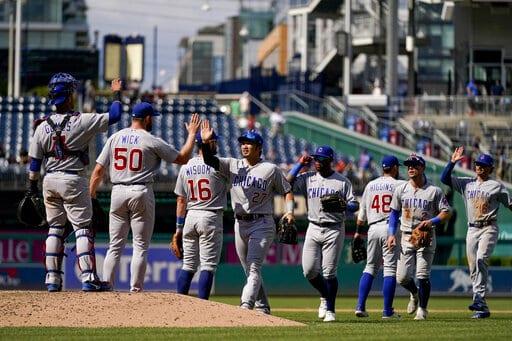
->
<box><xmin>402</xmin><ymin>197</ymin><xmax>431</xmax><ymax>210</ymax></box>
<box><xmin>466</xmin><ymin>188</ymin><xmax>491</xmax><ymax>200</ymax></box>
<box><xmin>185</xmin><ymin>164</ymin><xmax>212</xmax><ymax>176</ymax></box>
<box><xmin>308</xmin><ymin>187</ymin><xmax>337</xmax><ymax>199</ymax></box>
<box><xmin>232</xmin><ymin>175</ymin><xmax>268</xmax><ymax>190</ymax></box>
<box><xmin>120</xmin><ymin>135</ymin><xmax>140</xmax><ymax>145</ymax></box>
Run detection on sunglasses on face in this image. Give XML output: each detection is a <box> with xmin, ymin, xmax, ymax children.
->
<box><xmin>406</xmin><ymin>163</ymin><xmax>422</xmax><ymax>169</ymax></box>
<box><xmin>314</xmin><ymin>156</ymin><xmax>330</xmax><ymax>162</ymax></box>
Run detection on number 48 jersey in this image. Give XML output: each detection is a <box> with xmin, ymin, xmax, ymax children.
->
<box><xmin>358</xmin><ymin>176</ymin><xmax>405</xmax><ymax>225</ymax></box>
<box><xmin>97</xmin><ymin>128</ymin><xmax>179</xmax><ymax>184</ymax></box>
<box><xmin>175</xmin><ymin>156</ymin><xmax>229</xmax><ymax>210</ymax></box>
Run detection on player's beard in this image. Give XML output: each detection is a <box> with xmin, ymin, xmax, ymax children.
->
<box><xmin>145</xmin><ymin>120</ymin><xmax>153</xmax><ymax>132</ymax></box>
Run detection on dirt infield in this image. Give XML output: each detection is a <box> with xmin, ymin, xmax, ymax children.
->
<box><xmin>0</xmin><ymin>291</ymin><xmax>304</xmax><ymax>328</ymax></box>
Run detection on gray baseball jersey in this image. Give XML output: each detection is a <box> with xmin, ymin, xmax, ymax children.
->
<box><xmin>449</xmin><ymin>176</ymin><xmax>511</xmax><ymax>308</ymax></box>
<box><xmin>98</xmin><ymin>127</ymin><xmax>179</xmax><ymax>292</ymax></box>
<box><xmin>216</xmin><ymin>157</ymin><xmax>291</xmax><ymax>310</ymax></box>
<box><xmin>293</xmin><ymin>171</ymin><xmax>355</xmax><ymax>223</ymax></box>
<box><xmin>358</xmin><ymin>176</ymin><xmax>405</xmax><ymax>277</ymax></box>
<box><xmin>174</xmin><ymin>156</ymin><xmax>229</xmax><ymax>275</ymax></box>
<box><xmin>450</xmin><ymin>177</ymin><xmax>511</xmax><ymax>223</ymax></box>
<box><xmin>29</xmin><ymin>113</ymin><xmax>109</xmax><ymax>172</ymax></box>
<box><xmin>97</xmin><ymin>127</ymin><xmax>179</xmax><ymax>184</ymax></box>
<box><xmin>218</xmin><ymin>158</ymin><xmax>291</xmax><ymax>214</ymax></box>
<box><xmin>28</xmin><ymin>112</ymin><xmax>109</xmax><ymax>287</ymax></box>
<box><xmin>392</xmin><ymin>179</ymin><xmax>451</xmax><ymax>282</ymax></box>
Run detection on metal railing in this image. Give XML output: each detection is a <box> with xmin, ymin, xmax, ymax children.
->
<box><xmin>410</xmin><ymin>95</ymin><xmax>512</xmax><ymax>116</ymax></box>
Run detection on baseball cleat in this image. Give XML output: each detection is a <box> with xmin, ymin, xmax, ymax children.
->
<box><xmin>255</xmin><ymin>307</ymin><xmax>271</xmax><ymax>315</ymax></box>
<box><xmin>240</xmin><ymin>303</ymin><xmax>252</xmax><ymax>310</ymax></box>
<box><xmin>323</xmin><ymin>311</ymin><xmax>336</xmax><ymax>322</ymax></box>
<box><xmin>318</xmin><ymin>298</ymin><xmax>327</xmax><ymax>319</ymax></box>
<box><xmin>407</xmin><ymin>293</ymin><xmax>419</xmax><ymax>314</ymax></box>
<box><xmin>414</xmin><ymin>307</ymin><xmax>428</xmax><ymax>320</ymax></box>
<box><xmin>46</xmin><ymin>283</ymin><xmax>62</xmax><ymax>292</ymax></box>
<box><xmin>472</xmin><ymin>311</ymin><xmax>491</xmax><ymax>319</ymax></box>
<box><xmin>355</xmin><ymin>310</ymin><xmax>369</xmax><ymax>318</ymax></box>
<box><xmin>468</xmin><ymin>302</ymin><xmax>487</xmax><ymax>311</ymax></box>
<box><xmin>382</xmin><ymin>312</ymin><xmax>401</xmax><ymax>320</ymax></box>
<box><xmin>82</xmin><ymin>280</ymin><xmax>112</xmax><ymax>292</ymax></box>
<box><xmin>100</xmin><ymin>281</ymin><xmax>113</xmax><ymax>292</ymax></box>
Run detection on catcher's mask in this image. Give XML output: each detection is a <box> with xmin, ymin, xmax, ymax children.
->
<box><xmin>48</xmin><ymin>72</ymin><xmax>78</xmax><ymax>106</ymax></box>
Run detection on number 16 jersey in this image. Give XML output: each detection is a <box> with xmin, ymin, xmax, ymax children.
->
<box><xmin>96</xmin><ymin>128</ymin><xmax>179</xmax><ymax>184</ymax></box>
<box><xmin>174</xmin><ymin>156</ymin><xmax>229</xmax><ymax>210</ymax></box>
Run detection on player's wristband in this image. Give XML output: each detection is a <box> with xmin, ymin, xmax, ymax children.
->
<box><xmin>176</xmin><ymin>216</ymin><xmax>185</xmax><ymax>232</ymax></box>
<box><xmin>430</xmin><ymin>216</ymin><xmax>441</xmax><ymax>226</ymax></box>
<box><xmin>288</xmin><ymin>163</ymin><xmax>302</xmax><ymax>178</ymax></box>
<box><xmin>286</xmin><ymin>200</ymin><xmax>294</xmax><ymax>214</ymax></box>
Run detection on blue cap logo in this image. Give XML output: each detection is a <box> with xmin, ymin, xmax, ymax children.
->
<box><xmin>475</xmin><ymin>154</ymin><xmax>494</xmax><ymax>167</ymax></box>
<box><xmin>312</xmin><ymin>145</ymin><xmax>334</xmax><ymax>160</ymax></box>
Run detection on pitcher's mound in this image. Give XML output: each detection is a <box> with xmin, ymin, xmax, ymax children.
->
<box><xmin>1</xmin><ymin>291</ymin><xmax>304</xmax><ymax>328</ymax></box>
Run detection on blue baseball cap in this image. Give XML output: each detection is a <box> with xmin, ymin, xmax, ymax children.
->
<box><xmin>195</xmin><ymin>130</ymin><xmax>218</xmax><ymax>144</ymax></box>
<box><xmin>475</xmin><ymin>154</ymin><xmax>494</xmax><ymax>167</ymax></box>
<box><xmin>312</xmin><ymin>145</ymin><xmax>335</xmax><ymax>160</ymax></box>
<box><xmin>403</xmin><ymin>154</ymin><xmax>426</xmax><ymax>167</ymax></box>
<box><xmin>238</xmin><ymin>130</ymin><xmax>263</xmax><ymax>145</ymax></box>
<box><xmin>382</xmin><ymin>155</ymin><xmax>399</xmax><ymax>169</ymax></box>
<box><xmin>132</xmin><ymin>102</ymin><xmax>160</xmax><ymax>118</ymax></box>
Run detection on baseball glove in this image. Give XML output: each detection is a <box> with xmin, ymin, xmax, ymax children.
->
<box><xmin>320</xmin><ymin>193</ymin><xmax>347</xmax><ymax>213</ymax></box>
<box><xmin>91</xmin><ymin>198</ymin><xmax>108</xmax><ymax>232</ymax></box>
<box><xmin>409</xmin><ymin>224</ymin><xmax>433</xmax><ymax>249</ymax></box>
<box><xmin>276</xmin><ymin>215</ymin><xmax>298</xmax><ymax>245</ymax></box>
<box><xmin>17</xmin><ymin>192</ymin><xmax>47</xmax><ymax>227</ymax></box>
<box><xmin>170</xmin><ymin>231</ymin><xmax>184</xmax><ymax>259</ymax></box>
<box><xmin>351</xmin><ymin>237</ymin><xmax>367</xmax><ymax>263</ymax></box>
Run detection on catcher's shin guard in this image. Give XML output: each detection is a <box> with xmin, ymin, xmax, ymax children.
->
<box><xmin>75</xmin><ymin>227</ymin><xmax>98</xmax><ymax>282</ymax></box>
<box><xmin>45</xmin><ymin>225</ymin><xmax>66</xmax><ymax>285</ymax></box>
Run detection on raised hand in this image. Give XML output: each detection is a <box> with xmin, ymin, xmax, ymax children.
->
<box><xmin>185</xmin><ymin>113</ymin><xmax>201</xmax><ymax>135</ymax></box>
<box><xmin>298</xmin><ymin>154</ymin><xmax>312</xmax><ymax>166</ymax></box>
<box><xmin>111</xmin><ymin>78</ymin><xmax>122</xmax><ymax>92</ymax></box>
<box><xmin>451</xmin><ymin>146</ymin><xmax>465</xmax><ymax>163</ymax></box>
<box><xmin>200</xmin><ymin>119</ymin><xmax>214</xmax><ymax>143</ymax></box>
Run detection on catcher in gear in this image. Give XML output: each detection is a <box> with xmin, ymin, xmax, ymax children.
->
<box><xmin>387</xmin><ymin>154</ymin><xmax>451</xmax><ymax>320</ymax></box>
<box><xmin>276</xmin><ymin>214</ymin><xmax>298</xmax><ymax>245</ymax></box>
<box><xmin>287</xmin><ymin>146</ymin><xmax>359</xmax><ymax>322</ymax></box>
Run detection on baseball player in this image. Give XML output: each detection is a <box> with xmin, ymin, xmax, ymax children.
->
<box><xmin>89</xmin><ymin>104</ymin><xmax>200</xmax><ymax>292</ymax></box>
<box><xmin>199</xmin><ymin>120</ymin><xmax>294</xmax><ymax>314</ymax></box>
<box><xmin>28</xmin><ymin>73</ymin><xmax>123</xmax><ymax>292</ymax></box>
<box><xmin>387</xmin><ymin>154</ymin><xmax>452</xmax><ymax>320</ymax></box>
<box><xmin>354</xmin><ymin>155</ymin><xmax>404</xmax><ymax>319</ymax></box>
<box><xmin>173</xmin><ymin>130</ymin><xmax>229</xmax><ymax>299</ymax></box>
<box><xmin>441</xmin><ymin>147</ymin><xmax>512</xmax><ymax>318</ymax></box>
<box><xmin>287</xmin><ymin>146</ymin><xmax>359</xmax><ymax>322</ymax></box>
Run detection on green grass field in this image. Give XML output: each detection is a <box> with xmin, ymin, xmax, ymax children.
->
<box><xmin>1</xmin><ymin>296</ymin><xmax>511</xmax><ymax>340</ymax></box>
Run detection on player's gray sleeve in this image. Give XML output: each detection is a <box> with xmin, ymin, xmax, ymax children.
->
<box><xmin>96</xmin><ymin>136</ymin><xmax>113</xmax><ymax>167</ymax></box>
<box><xmin>390</xmin><ymin>185</ymin><xmax>403</xmax><ymax>211</ymax></box>
<box><xmin>28</xmin><ymin>127</ymin><xmax>44</xmax><ymax>160</ymax></box>
<box><xmin>344</xmin><ymin>180</ymin><xmax>356</xmax><ymax>202</ymax></box>
<box><xmin>451</xmin><ymin>176</ymin><xmax>472</xmax><ymax>194</ymax></box>
<box><xmin>80</xmin><ymin>113</ymin><xmax>109</xmax><ymax>133</ymax></box>
<box><xmin>174</xmin><ymin>167</ymin><xmax>186</xmax><ymax>197</ymax></box>
<box><xmin>152</xmin><ymin>137</ymin><xmax>179</xmax><ymax>163</ymax></box>
<box><xmin>218</xmin><ymin>157</ymin><xmax>233</xmax><ymax>178</ymax></box>
<box><xmin>357</xmin><ymin>188</ymin><xmax>368</xmax><ymax>222</ymax></box>
<box><xmin>273</xmin><ymin>167</ymin><xmax>292</xmax><ymax>195</ymax></box>
<box><xmin>435</xmin><ymin>188</ymin><xmax>452</xmax><ymax>214</ymax></box>
<box><xmin>497</xmin><ymin>184</ymin><xmax>512</xmax><ymax>209</ymax></box>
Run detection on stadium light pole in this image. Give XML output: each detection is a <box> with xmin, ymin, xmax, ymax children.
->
<box><xmin>7</xmin><ymin>0</ymin><xmax>14</xmax><ymax>97</ymax></box>
<box><xmin>343</xmin><ymin>0</ymin><xmax>352</xmax><ymax>96</ymax></box>
<box><xmin>385</xmin><ymin>0</ymin><xmax>398</xmax><ymax>97</ymax></box>
<box><xmin>13</xmin><ymin>0</ymin><xmax>22</xmax><ymax>97</ymax></box>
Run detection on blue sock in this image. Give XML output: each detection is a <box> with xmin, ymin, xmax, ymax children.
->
<box><xmin>383</xmin><ymin>276</ymin><xmax>397</xmax><ymax>316</ymax></box>
<box><xmin>418</xmin><ymin>278</ymin><xmax>431</xmax><ymax>309</ymax></box>
<box><xmin>308</xmin><ymin>275</ymin><xmax>328</xmax><ymax>298</ymax></box>
<box><xmin>177</xmin><ymin>270</ymin><xmax>194</xmax><ymax>295</ymax></box>
<box><xmin>198</xmin><ymin>270</ymin><xmax>215</xmax><ymax>300</ymax></box>
<box><xmin>325</xmin><ymin>277</ymin><xmax>338</xmax><ymax>313</ymax></box>
<box><xmin>401</xmin><ymin>279</ymin><xmax>418</xmax><ymax>295</ymax></box>
<box><xmin>356</xmin><ymin>272</ymin><xmax>374</xmax><ymax>311</ymax></box>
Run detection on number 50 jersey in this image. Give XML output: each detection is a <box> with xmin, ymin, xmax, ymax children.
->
<box><xmin>174</xmin><ymin>156</ymin><xmax>229</xmax><ymax>210</ymax></box>
<box><xmin>96</xmin><ymin>128</ymin><xmax>179</xmax><ymax>184</ymax></box>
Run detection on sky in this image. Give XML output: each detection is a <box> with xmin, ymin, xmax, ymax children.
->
<box><xmin>85</xmin><ymin>0</ymin><xmax>242</xmax><ymax>90</ymax></box>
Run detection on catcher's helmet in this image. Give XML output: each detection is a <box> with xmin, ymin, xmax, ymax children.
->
<box><xmin>238</xmin><ymin>130</ymin><xmax>263</xmax><ymax>146</ymax></box>
<box><xmin>475</xmin><ymin>154</ymin><xmax>494</xmax><ymax>167</ymax></box>
<box><xmin>48</xmin><ymin>73</ymin><xmax>78</xmax><ymax>106</ymax></box>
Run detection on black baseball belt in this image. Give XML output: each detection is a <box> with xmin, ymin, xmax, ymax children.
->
<box><xmin>469</xmin><ymin>220</ymin><xmax>496</xmax><ymax>228</ymax></box>
<box><xmin>236</xmin><ymin>214</ymin><xmax>266</xmax><ymax>221</ymax></box>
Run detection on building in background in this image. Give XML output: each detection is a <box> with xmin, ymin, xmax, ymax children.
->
<box><xmin>0</xmin><ymin>0</ymin><xmax>98</xmax><ymax>93</ymax></box>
